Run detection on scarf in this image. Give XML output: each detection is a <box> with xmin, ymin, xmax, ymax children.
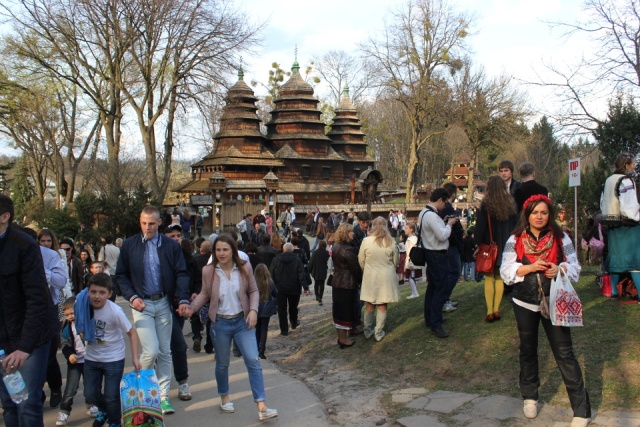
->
<box><xmin>515</xmin><ymin>228</ymin><xmax>563</xmax><ymax>265</ymax></box>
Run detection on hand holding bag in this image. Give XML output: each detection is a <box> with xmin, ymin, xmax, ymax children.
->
<box><xmin>549</xmin><ymin>268</ymin><xmax>583</xmax><ymax>327</ymax></box>
<box><xmin>475</xmin><ymin>211</ymin><xmax>498</xmax><ymax>274</ymax></box>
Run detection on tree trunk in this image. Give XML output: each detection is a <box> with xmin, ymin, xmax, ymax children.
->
<box><xmin>405</xmin><ymin>140</ymin><xmax>419</xmax><ymax>203</ymax></box>
<box><xmin>467</xmin><ymin>150</ymin><xmax>478</xmax><ymax>203</ymax></box>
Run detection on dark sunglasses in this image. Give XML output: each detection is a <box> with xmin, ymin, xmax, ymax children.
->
<box><xmin>62</xmin><ymin>247</ymin><xmax>72</xmax><ymax>251</ymax></box>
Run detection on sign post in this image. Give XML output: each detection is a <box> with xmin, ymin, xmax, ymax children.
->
<box><xmin>568</xmin><ymin>158</ymin><xmax>581</xmax><ymax>245</ymax></box>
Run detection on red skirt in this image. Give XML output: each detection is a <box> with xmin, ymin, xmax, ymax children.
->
<box><xmin>405</xmin><ymin>268</ymin><xmax>423</xmax><ymax>280</ymax></box>
<box><xmin>397</xmin><ymin>253</ymin><xmax>407</xmax><ymax>274</ymax></box>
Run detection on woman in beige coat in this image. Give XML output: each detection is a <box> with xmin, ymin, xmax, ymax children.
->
<box><xmin>358</xmin><ymin>216</ymin><xmax>400</xmax><ymax>341</ymax></box>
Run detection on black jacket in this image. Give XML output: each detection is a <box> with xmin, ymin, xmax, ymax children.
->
<box><xmin>269</xmin><ymin>252</ymin><xmax>309</xmax><ymax>294</ymax></box>
<box><xmin>192</xmin><ymin>253</ymin><xmax>209</xmax><ymax>294</ymax></box>
<box><xmin>308</xmin><ymin>247</ymin><xmax>330</xmax><ymax>281</ymax></box>
<box><xmin>474</xmin><ymin>205</ymin><xmax>518</xmax><ymax>270</ymax></box>
<box><xmin>462</xmin><ymin>235</ymin><xmax>476</xmax><ymax>263</ymax></box>
<box><xmin>298</xmin><ymin>236</ymin><xmax>311</xmax><ymax>260</ymax></box>
<box><xmin>514</xmin><ymin>180</ymin><xmax>549</xmax><ymax>212</ymax></box>
<box><xmin>0</xmin><ymin>227</ymin><xmax>58</xmax><ymax>354</ymax></box>
<box><xmin>439</xmin><ymin>202</ymin><xmax>464</xmax><ymax>255</ymax></box>
<box><xmin>182</xmin><ymin>248</ymin><xmax>199</xmax><ymax>296</ymax></box>
<box><xmin>257</xmin><ymin>245</ymin><xmax>278</xmax><ymax>269</ymax></box>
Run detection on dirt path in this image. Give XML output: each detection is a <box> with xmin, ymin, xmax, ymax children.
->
<box><xmin>263</xmin><ymin>285</ymin><xmax>394</xmax><ymax>427</ymax></box>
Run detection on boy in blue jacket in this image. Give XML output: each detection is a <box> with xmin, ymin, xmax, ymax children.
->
<box><xmin>56</xmin><ymin>297</ymin><xmax>98</xmax><ymax>426</ymax></box>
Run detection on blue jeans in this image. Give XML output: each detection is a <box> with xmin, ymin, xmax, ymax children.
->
<box><xmin>423</xmin><ymin>250</ymin><xmax>449</xmax><ymax>330</ymax></box>
<box><xmin>83</xmin><ymin>359</ymin><xmax>124</xmax><ymax>424</ymax></box>
<box><xmin>132</xmin><ymin>298</ymin><xmax>172</xmax><ymax>397</ymax></box>
<box><xmin>444</xmin><ymin>247</ymin><xmax>461</xmax><ymax>300</ymax></box>
<box><xmin>463</xmin><ymin>262</ymin><xmax>476</xmax><ymax>282</ymax></box>
<box><xmin>171</xmin><ymin>312</ymin><xmax>188</xmax><ymax>383</ymax></box>
<box><xmin>311</xmin><ymin>237</ymin><xmax>324</xmax><ymax>252</ymax></box>
<box><xmin>60</xmin><ymin>363</ymin><xmax>84</xmax><ymax>414</ymax></box>
<box><xmin>0</xmin><ymin>341</ymin><xmax>49</xmax><ymax>427</ymax></box>
<box><xmin>211</xmin><ymin>316</ymin><xmax>265</xmax><ymax>402</ymax></box>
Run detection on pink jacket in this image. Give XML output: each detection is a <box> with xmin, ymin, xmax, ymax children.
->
<box><xmin>190</xmin><ymin>261</ymin><xmax>259</xmax><ymax>322</ymax></box>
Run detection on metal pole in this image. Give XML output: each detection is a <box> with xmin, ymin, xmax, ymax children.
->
<box><xmin>574</xmin><ymin>187</ymin><xmax>578</xmax><ymax>244</ymax></box>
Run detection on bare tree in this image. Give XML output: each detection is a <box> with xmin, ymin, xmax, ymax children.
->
<box><xmin>540</xmin><ymin>0</ymin><xmax>640</xmax><ymax>134</ymax></box>
<box><xmin>311</xmin><ymin>50</ymin><xmax>379</xmax><ymax>106</ymax></box>
<box><xmin>2</xmin><ymin>0</ymin><xmax>130</xmax><ymax>196</ymax></box>
<box><xmin>117</xmin><ymin>0</ymin><xmax>261</xmax><ymax>201</ymax></box>
<box><xmin>451</xmin><ymin>61</ymin><xmax>529</xmax><ymax>201</ymax></box>
<box><xmin>361</xmin><ymin>0</ymin><xmax>472</xmax><ymax>202</ymax></box>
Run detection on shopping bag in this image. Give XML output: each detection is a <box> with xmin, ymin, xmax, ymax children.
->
<box><xmin>120</xmin><ymin>369</ymin><xmax>165</xmax><ymax>427</ymax></box>
<box><xmin>597</xmin><ymin>274</ymin><xmax>612</xmax><ymax>297</ymax></box>
<box><xmin>549</xmin><ymin>269</ymin><xmax>583</xmax><ymax>327</ymax></box>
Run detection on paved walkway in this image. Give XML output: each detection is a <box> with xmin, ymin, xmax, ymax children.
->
<box><xmin>391</xmin><ymin>386</ymin><xmax>640</xmax><ymax>427</ymax></box>
<box><xmin>35</xmin><ymin>300</ymin><xmax>331</xmax><ymax>427</ymax></box>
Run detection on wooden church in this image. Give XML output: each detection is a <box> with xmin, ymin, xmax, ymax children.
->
<box><xmin>176</xmin><ymin>60</ymin><xmax>375</xmax><ymax>230</ymax></box>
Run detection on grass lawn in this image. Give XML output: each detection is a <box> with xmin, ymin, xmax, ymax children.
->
<box><xmin>295</xmin><ymin>266</ymin><xmax>640</xmax><ymax>414</ymax></box>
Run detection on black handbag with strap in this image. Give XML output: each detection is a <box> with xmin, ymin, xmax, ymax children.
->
<box><xmin>409</xmin><ymin>208</ymin><xmax>431</xmax><ymax>267</ymax></box>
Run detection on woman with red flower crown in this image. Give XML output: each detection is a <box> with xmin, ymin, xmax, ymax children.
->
<box><xmin>500</xmin><ymin>195</ymin><xmax>591</xmax><ymax>427</ymax></box>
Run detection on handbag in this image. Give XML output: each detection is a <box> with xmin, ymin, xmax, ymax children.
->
<box><xmin>120</xmin><ymin>369</ymin><xmax>165</xmax><ymax>427</ymax></box>
<box><xmin>408</xmin><ymin>209</ymin><xmax>429</xmax><ymax>267</ymax></box>
<box><xmin>587</xmin><ymin>224</ymin><xmax>605</xmax><ymax>262</ymax></box>
<box><xmin>536</xmin><ymin>273</ymin><xmax>550</xmax><ymax>320</ymax></box>
<box><xmin>326</xmin><ymin>274</ymin><xmax>333</xmax><ymax>287</ymax></box>
<box><xmin>597</xmin><ymin>274</ymin><xmax>612</xmax><ymax>297</ymax></box>
<box><xmin>475</xmin><ymin>212</ymin><xmax>498</xmax><ymax>274</ymax></box>
<box><xmin>549</xmin><ymin>269</ymin><xmax>583</xmax><ymax>327</ymax></box>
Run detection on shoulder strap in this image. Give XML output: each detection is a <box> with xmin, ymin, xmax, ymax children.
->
<box><xmin>615</xmin><ymin>175</ymin><xmax>635</xmax><ymax>198</ymax></box>
<box><xmin>416</xmin><ymin>207</ymin><xmax>434</xmax><ymax>248</ymax></box>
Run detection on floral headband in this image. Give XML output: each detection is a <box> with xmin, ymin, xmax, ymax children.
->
<box><xmin>523</xmin><ymin>194</ymin><xmax>553</xmax><ymax>211</ymax></box>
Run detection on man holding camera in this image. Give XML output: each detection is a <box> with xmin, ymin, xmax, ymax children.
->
<box><xmin>419</xmin><ymin>188</ymin><xmax>459</xmax><ymax>338</ymax></box>
<box><xmin>439</xmin><ymin>183</ymin><xmax>465</xmax><ymax>313</ymax></box>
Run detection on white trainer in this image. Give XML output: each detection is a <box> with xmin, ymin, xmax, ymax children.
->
<box><xmin>178</xmin><ymin>383</ymin><xmax>192</xmax><ymax>401</ymax></box>
<box><xmin>87</xmin><ymin>405</ymin><xmax>99</xmax><ymax>418</ymax></box>
<box><xmin>523</xmin><ymin>399</ymin><xmax>538</xmax><ymax>419</ymax></box>
<box><xmin>442</xmin><ymin>302</ymin><xmax>458</xmax><ymax>312</ymax></box>
<box><xmin>55</xmin><ymin>412</ymin><xmax>68</xmax><ymax>426</ymax></box>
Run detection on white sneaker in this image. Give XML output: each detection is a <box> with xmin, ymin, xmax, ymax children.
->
<box><xmin>87</xmin><ymin>405</ymin><xmax>99</xmax><ymax>418</ymax></box>
<box><xmin>56</xmin><ymin>412</ymin><xmax>68</xmax><ymax>426</ymax></box>
<box><xmin>258</xmin><ymin>408</ymin><xmax>278</xmax><ymax>421</ymax></box>
<box><xmin>449</xmin><ymin>300</ymin><xmax>459</xmax><ymax>307</ymax></box>
<box><xmin>571</xmin><ymin>413</ymin><xmax>596</xmax><ymax>427</ymax></box>
<box><xmin>442</xmin><ymin>302</ymin><xmax>458</xmax><ymax>312</ymax></box>
<box><xmin>178</xmin><ymin>383</ymin><xmax>192</xmax><ymax>401</ymax></box>
<box><xmin>406</xmin><ymin>294</ymin><xmax>419</xmax><ymax>299</ymax></box>
<box><xmin>523</xmin><ymin>399</ymin><xmax>538</xmax><ymax>419</ymax></box>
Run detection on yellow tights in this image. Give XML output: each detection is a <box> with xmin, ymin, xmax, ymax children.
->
<box><xmin>484</xmin><ymin>273</ymin><xmax>504</xmax><ymax>315</ymax></box>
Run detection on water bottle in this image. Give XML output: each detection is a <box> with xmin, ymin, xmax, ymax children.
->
<box><xmin>0</xmin><ymin>350</ymin><xmax>29</xmax><ymax>404</ymax></box>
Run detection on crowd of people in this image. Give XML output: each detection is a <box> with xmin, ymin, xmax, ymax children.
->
<box><xmin>5</xmin><ymin>153</ymin><xmax>638</xmax><ymax>427</ymax></box>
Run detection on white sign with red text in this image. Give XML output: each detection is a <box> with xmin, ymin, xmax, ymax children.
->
<box><xmin>568</xmin><ymin>158</ymin><xmax>581</xmax><ymax>187</ymax></box>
